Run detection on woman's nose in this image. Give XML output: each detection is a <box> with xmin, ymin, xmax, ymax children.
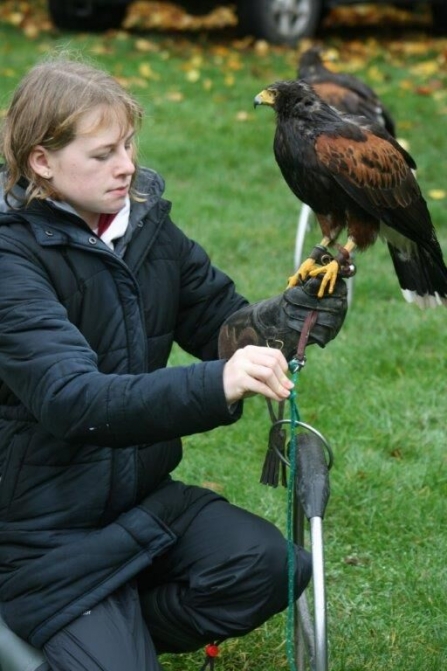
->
<box><xmin>116</xmin><ymin>148</ymin><xmax>135</xmax><ymax>175</ymax></box>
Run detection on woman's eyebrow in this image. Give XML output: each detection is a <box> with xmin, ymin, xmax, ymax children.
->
<box><xmin>90</xmin><ymin>130</ymin><xmax>135</xmax><ymax>151</ymax></box>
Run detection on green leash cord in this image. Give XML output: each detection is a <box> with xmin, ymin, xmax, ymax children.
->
<box><xmin>286</xmin><ymin>358</ymin><xmax>304</xmax><ymax>671</ymax></box>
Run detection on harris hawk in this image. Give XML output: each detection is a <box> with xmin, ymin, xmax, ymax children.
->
<box><xmin>298</xmin><ymin>45</ymin><xmax>396</xmax><ymax>137</ymax></box>
<box><xmin>254</xmin><ymin>80</ymin><xmax>447</xmax><ymax>308</ymax></box>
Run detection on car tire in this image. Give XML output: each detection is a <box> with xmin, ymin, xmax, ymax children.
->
<box><xmin>431</xmin><ymin>2</ymin><xmax>447</xmax><ymax>33</ymax></box>
<box><xmin>48</xmin><ymin>0</ymin><xmax>128</xmax><ymax>31</ymax></box>
<box><xmin>183</xmin><ymin>0</ymin><xmax>220</xmax><ymax>14</ymax></box>
<box><xmin>236</xmin><ymin>0</ymin><xmax>324</xmax><ymax>45</ymax></box>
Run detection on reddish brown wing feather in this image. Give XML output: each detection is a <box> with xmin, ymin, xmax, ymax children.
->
<box><xmin>311</xmin><ymin>82</ymin><xmax>364</xmax><ymax>115</ymax></box>
<box><xmin>315</xmin><ymin>130</ymin><xmax>416</xmax><ymax>209</ymax></box>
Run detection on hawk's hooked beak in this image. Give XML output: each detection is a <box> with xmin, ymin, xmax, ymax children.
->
<box><xmin>254</xmin><ymin>89</ymin><xmax>276</xmax><ymax>108</ymax></box>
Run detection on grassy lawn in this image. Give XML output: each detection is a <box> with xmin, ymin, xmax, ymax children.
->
<box><xmin>0</xmin><ymin>6</ymin><xmax>446</xmax><ymax>670</ymax></box>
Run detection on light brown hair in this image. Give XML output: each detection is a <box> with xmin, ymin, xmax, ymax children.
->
<box><xmin>0</xmin><ymin>54</ymin><xmax>144</xmax><ymax>205</ymax></box>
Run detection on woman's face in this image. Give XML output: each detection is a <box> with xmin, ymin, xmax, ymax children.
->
<box><xmin>31</xmin><ymin>106</ymin><xmax>136</xmax><ymax>229</ymax></box>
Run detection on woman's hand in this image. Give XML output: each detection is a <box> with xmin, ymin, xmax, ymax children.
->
<box><xmin>223</xmin><ymin>345</ymin><xmax>293</xmax><ymax>405</ymax></box>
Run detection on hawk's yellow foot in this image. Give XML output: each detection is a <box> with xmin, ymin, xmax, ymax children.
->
<box><xmin>288</xmin><ymin>257</ymin><xmax>318</xmax><ymax>287</ymax></box>
<box><xmin>309</xmin><ymin>259</ymin><xmax>339</xmax><ymax>297</ymax></box>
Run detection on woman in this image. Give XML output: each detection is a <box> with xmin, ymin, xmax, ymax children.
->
<box><xmin>0</xmin><ymin>55</ymin><xmax>346</xmax><ymax>670</ymax></box>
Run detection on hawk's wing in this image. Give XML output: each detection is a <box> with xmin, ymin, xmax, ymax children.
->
<box><xmin>314</xmin><ymin>126</ymin><xmax>435</xmax><ymax>248</ymax></box>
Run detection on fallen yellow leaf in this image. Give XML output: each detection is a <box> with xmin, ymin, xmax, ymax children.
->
<box><xmin>139</xmin><ymin>62</ymin><xmax>160</xmax><ymax>80</ymax></box>
<box><xmin>165</xmin><ymin>91</ymin><xmax>184</xmax><ymax>102</ymax></box>
<box><xmin>134</xmin><ymin>38</ymin><xmax>158</xmax><ymax>52</ymax></box>
<box><xmin>409</xmin><ymin>60</ymin><xmax>439</xmax><ymax>77</ymax></box>
<box><xmin>367</xmin><ymin>65</ymin><xmax>385</xmax><ymax>83</ymax></box>
<box><xmin>428</xmin><ymin>189</ymin><xmax>446</xmax><ymax>200</ymax></box>
<box><xmin>186</xmin><ymin>69</ymin><xmax>200</xmax><ymax>83</ymax></box>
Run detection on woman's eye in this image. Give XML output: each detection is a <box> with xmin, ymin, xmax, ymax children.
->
<box><xmin>94</xmin><ymin>154</ymin><xmax>110</xmax><ymax>161</ymax></box>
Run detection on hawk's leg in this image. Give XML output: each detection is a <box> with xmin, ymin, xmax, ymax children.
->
<box><xmin>288</xmin><ymin>239</ymin><xmax>333</xmax><ymax>288</ymax></box>
<box><xmin>309</xmin><ymin>239</ymin><xmax>356</xmax><ymax>296</ymax></box>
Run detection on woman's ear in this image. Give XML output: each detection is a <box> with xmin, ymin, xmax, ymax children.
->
<box><xmin>28</xmin><ymin>146</ymin><xmax>53</xmax><ymax>179</ymax></box>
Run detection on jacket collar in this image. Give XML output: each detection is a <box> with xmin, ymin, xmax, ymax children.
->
<box><xmin>0</xmin><ymin>166</ymin><xmax>168</xmax><ymax>251</ymax></box>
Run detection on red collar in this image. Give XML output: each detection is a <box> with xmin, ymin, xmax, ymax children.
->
<box><xmin>97</xmin><ymin>212</ymin><xmax>117</xmax><ymax>237</ymax></box>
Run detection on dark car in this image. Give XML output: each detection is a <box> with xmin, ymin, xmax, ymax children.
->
<box><xmin>48</xmin><ymin>0</ymin><xmax>447</xmax><ymax>45</ymax></box>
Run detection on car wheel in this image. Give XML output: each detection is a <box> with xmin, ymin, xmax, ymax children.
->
<box><xmin>236</xmin><ymin>0</ymin><xmax>324</xmax><ymax>45</ymax></box>
<box><xmin>48</xmin><ymin>0</ymin><xmax>128</xmax><ymax>31</ymax></box>
<box><xmin>182</xmin><ymin>0</ymin><xmax>219</xmax><ymax>14</ymax></box>
<box><xmin>431</xmin><ymin>2</ymin><xmax>447</xmax><ymax>33</ymax></box>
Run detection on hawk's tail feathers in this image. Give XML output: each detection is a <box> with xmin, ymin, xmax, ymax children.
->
<box><xmin>387</xmin><ymin>243</ymin><xmax>447</xmax><ymax>308</ymax></box>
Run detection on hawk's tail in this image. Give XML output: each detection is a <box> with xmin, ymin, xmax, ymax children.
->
<box><xmin>387</xmin><ymin>242</ymin><xmax>447</xmax><ymax>308</ymax></box>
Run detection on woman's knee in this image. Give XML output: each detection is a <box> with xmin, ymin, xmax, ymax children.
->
<box><xmin>252</xmin><ymin>526</ymin><xmax>312</xmax><ymax>606</ymax></box>
<box><xmin>189</xmin><ymin>523</ymin><xmax>312</xmax><ymax>620</ymax></box>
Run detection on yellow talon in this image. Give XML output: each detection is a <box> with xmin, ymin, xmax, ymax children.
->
<box><xmin>309</xmin><ymin>259</ymin><xmax>339</xmax><ymax>296</ymax></box>
<box><xmin>288</xmin><ymin>257</ymin><xmax>317</xmax><ymax>287</ymax></box>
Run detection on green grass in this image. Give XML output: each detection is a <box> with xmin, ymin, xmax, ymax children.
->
<box><xmin>1</xmin><ymin>11</ymin><xmax>447</xmax><ymax>671</ymax></box>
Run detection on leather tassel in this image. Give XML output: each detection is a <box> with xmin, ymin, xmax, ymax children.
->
<box><xmin>260</xmin><ymin>401</ymin><xmax>287</xmax><ymax>487</ymax></box>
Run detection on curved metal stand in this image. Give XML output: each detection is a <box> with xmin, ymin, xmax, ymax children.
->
<box><xmin>273</xmin><ymin>422</ymin><xmax>331</xmax><ymax>671</ymax></box>
<box><xmin>295</xmin><ymin>512</ymin><xmax>328</xmax><ymax>671</ymax></box>
<box><xmin>294</xmin><ymin>203</ymin><xmax>313</xmax><ymax>272</ymax></box>
<box><xmin>295</xmin><ymin>428</ymin><xmax>330</xmax><ymax>671</ymax></box>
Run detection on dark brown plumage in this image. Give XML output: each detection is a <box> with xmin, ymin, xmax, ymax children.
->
<box><xmin>298</xmin><ymin>45</ymin><xmax>396</xmax><ymax>137</ymax></box>
<box><xmin>254</xmin><ymin>79</ymin><xmax>447</xmax><ymax>307</ymax></box>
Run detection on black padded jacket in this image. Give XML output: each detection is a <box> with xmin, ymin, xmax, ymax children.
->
<box><xmin>0</xmin><ymin>167</ymin><xmax>247</xmax><ymax>646</ymax></box>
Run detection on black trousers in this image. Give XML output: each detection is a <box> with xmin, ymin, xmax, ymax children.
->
<box><xmin>43</xmin><ymin>499</ymin><xmax>312</xmax><ymax>670</ymax></box>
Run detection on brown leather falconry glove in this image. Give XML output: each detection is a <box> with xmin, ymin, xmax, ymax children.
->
<box><xmin>218</xmin><ymin>276</ymin><xmax>348</xmax><ymax>362</ymax></box>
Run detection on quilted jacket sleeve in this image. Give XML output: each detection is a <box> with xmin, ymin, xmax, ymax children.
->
<box><xmin>0</xmin><ymin>233</ymin><xmax>242</xmax><ymax>449</ymax></box>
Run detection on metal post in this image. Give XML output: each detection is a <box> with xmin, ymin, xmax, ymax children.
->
<box><xmin>294</xmin><ymin>500</ymin><xmax>315</xmax><ymax>670</ymax></box>
<box><xmin>310</xmin><ymin>516</ymin><xmax>328</xmax><ymax>671</ymax></box>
